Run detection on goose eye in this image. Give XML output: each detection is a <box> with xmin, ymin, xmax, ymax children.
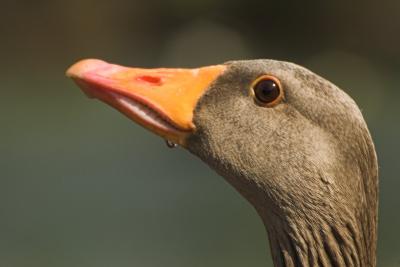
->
<box><xmin>252</xmin><ymin>76</ymin><xmax>283</xmax><ymax>106</ymax></box>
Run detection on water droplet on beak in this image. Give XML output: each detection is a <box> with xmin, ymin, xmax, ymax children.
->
<box><xmin>165</xmin><ymin>140</ymin><xmax>178</xmax><ymax>148</ymax></box>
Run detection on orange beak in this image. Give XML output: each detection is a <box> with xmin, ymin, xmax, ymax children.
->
<box><xmin>66</xmin><ymin>59</ymin><xmax>226</xmax><ymax>146</ymax></box>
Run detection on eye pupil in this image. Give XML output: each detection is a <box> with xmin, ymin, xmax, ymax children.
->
<box><xmin>254</xmin><ymin>79</ymin><xmax>281</xmax><ymax>104</ymax></box>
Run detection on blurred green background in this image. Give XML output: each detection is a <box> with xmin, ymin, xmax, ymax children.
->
<box><xmin>1</xmin><ymin>0</ymin><xmax>399</xmax><ymax>266</ymax></box>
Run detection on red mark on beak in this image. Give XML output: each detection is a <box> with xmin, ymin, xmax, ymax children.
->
<box><xmin>136</xmin><ymin>75</ymin><xmax>163</xmax><ymax>86</ymax></box>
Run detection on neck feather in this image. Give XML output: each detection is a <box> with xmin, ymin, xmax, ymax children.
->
<box><xmin>257</xmin><ymin>207</ymin><xmax>374</xmax><ymax>267</ymax></box>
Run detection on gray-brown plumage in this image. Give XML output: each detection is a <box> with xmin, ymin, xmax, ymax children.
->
<box><xmin>67</xmin><ymin>59</ymin><xmax>378</xmax><ymax>267</ymax></box>
<box><xmin>188</xmin><ymin>60</ymin><xmax>378</xmax><ymax>267</ymax></box>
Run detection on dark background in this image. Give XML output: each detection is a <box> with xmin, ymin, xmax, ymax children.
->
<box><xmin>1</xmin><ymin>0</ymin><xmax>399</xmax><ymax>266</ymax></box>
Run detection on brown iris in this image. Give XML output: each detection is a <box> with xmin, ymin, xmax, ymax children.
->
<box><xmin>252</xmin><ymin>75</ymin><xmax>283</xmax><ymax>107</ymax></box>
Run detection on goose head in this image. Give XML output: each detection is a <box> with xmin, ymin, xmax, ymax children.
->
<box><xmin>67</xmin><ymin>59</ymin><xmax>378</xmax><ymax>267</ymax></box>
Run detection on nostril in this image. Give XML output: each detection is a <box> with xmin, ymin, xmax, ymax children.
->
<box><xmin>136</xmin><ymin>75</ymin><xmax>163</xmax><ymax>85</ymax></box>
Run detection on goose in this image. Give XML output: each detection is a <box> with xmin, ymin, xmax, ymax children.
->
<box><xmin>66</xmin><ymin>58</ymin><xmax>378</xmax><ymax>267</ymax></box>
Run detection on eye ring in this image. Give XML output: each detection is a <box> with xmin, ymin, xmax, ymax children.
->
<box><xmin>250</xmin><ymin>75</ymin><xmax>284</xmax><ymax>107</ymax></box>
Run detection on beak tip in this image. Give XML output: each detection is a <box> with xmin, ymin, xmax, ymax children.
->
<box><xmin>66</xmin><ymin>58</ymin><xmax>108</xmax><ymax>79</ymax></box>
